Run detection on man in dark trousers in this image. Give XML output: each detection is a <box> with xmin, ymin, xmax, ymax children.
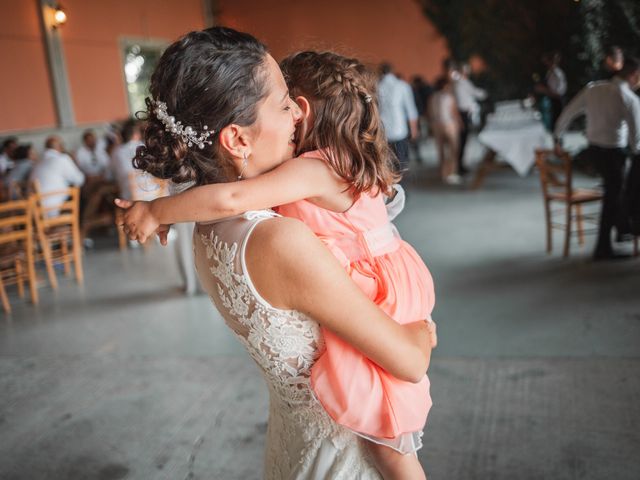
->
<box><xmin>554</xmin><ymin>57</ymin><xmax>640</xmax><ymax>260</ymax></box>
<box><xmin>453</xmin><ymin>62</ymin><xmax>487</xmax><ymax>175</ymax></box>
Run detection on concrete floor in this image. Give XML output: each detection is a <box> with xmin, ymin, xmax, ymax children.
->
<box><xmin>1</xmin><ymin>138</ymin><xmax>639</xmax><ymax>479</ymax></box>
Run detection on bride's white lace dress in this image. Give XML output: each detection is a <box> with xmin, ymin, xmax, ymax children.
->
<box><xmin>193</xmin><ymin>210</ymin><xmax>382</xmax><ymax>480</ymax></box>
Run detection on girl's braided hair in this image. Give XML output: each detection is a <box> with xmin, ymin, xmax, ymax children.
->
<box><xmin>280</xmin><ymin>51</ymin><xmax>400</xmax><ymax>195</ymax></box>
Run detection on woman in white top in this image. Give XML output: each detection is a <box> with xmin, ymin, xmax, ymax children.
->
<box><xmin>125</xmin><ymin>27</ymin><xmax>433</xmax><ymax>479</ymax></box>
<box><xmin>428</xmin><ymin>76</ymin><xmax>463</xmax><ymax>184</ymax></box>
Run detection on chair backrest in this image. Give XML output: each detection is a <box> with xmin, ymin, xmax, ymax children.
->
<box><xmin>535</xmin><ymin>149</ymin><xmax>573</xmax><ymax>200</ymax></box>
<box><xmin>31</xmin><ymin>187</ymin><xmax>81</xmax><ymax>229</ymax></box>
<box><xmin>7</xmin><ymin>180</ymin><xmax>33</xmax><ymax>200</ymax></box>
<box><xmin>0</xmin><ymin>199</ymin><xmax>33</xmax><ymax>247</ymax></box>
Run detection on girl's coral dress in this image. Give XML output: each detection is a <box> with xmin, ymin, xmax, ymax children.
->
<box><xmin>277</xmin><ymin>150</ymin><xmax>435</xmax><ymax>453</ymax></box>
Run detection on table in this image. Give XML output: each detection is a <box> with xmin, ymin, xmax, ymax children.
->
<box><xmin>471</xmin><ymin>107</ymin><xmax>553</xmax><ymax>189</ymax></box>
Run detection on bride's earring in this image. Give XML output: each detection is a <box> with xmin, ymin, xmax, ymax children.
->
<box><xmin>237</xmin><ymin>152</ymin><xmax>249</xmax><ymax>180</ymax></box>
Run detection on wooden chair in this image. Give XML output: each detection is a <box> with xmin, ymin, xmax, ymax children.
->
<box><xmin>7</xmin><ymin>180</ymin><xmax>32</xmax><ymax>200</ymax></box>
<box><xmin>32</xmin><ymin>187</ymin><xmax>84</xmax><ymax>285</ymax></box>
<box><xmin>0</xmin><ymin>199</ymin><xmax>38</xmax><ymax>313</ymax></box>
<box><xmin>535</xmin><ymin>149</ymin><xmax>603</xmax><ymax>257</ymax></box>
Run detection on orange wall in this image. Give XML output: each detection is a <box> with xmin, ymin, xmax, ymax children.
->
<box><xmin>0</xmin><ymin>0</ymin><xmax>57</xmax><ymax>132</ymax></box>
<box><xmin>216</xmin><ymin>0</ymin><xmax>448</xmax><ymax>81</ymax></box>
<box><xmin>60</xmin><ymin>0</ymin><xmax>204</xmax><ymax>125</ymax></box>
<box><xmin>1</xmin><ymin>0</ymin><xmax>446</xmax><ymax>134</ymax></box>
<box><xmin>0</xmin><ymin>0</ymin><xmax>204</xmax><ymax>134</ymax></box>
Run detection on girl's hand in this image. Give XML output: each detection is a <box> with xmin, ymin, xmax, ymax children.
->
<box><xmin>156</xmin><ymin>224</ymin><xmax>172</xmax><ymax>246</ymax></box>
<box><xmin>114</xmin><ymin>198</ymin><xmax>160</xmax><ymax>243</ymax></box>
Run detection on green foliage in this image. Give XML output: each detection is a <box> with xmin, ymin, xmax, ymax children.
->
<box><xmin>420</xmin><ymin>0</ymin><xmax>640</xmax><ymax>100</ymax></box>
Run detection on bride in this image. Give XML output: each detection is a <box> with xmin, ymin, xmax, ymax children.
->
<box><xmin>124</xmin><ymin>27</ymin><xmax>432</xmax><ymax>479</ymax></box>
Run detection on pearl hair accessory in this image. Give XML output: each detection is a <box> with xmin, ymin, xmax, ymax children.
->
<box><xmin>152</xmin><ymin>100</ymin><xmax>213</xmax><ymax>149</ymax></box>
<box><xmin>363</xmin><ymin>94</ymin><xmax>372</xmax><ymax>103</ymax></box>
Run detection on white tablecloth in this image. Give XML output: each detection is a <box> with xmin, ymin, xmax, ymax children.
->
<box><xmin>478</xmin><ymin>119</ymin><xmax>553</xmax><ymax>176</ymax></box>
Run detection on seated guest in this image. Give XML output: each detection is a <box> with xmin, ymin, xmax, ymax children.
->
<box><xmin>5</xmin><ymin>144</ymin><xmax>37</xmax><ymax>197</ymax></box>
<box><xmin>30</xmin><ymin>135</ymin><xmax>85</xmax><ymax>215</ymax></box>
<box><xmin>75</xmin><ymin>129</ymin><xmax>111</xmax><ymax>178</ymax></box>
<box><xmin>104</xmin><ymin>125</ymin><xmax>122</xmax><ymax>159</ymax></box>
<box><xmin>111</xmin><ymin>119</ymin><xmax>143</xmax><ymax>200</ymax></box>
<box><xmin>0</xmin><ymin>137</ymin><xmax>18</xmax><ymax>175</ymax></box>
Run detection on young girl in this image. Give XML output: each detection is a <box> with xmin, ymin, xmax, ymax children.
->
<box><xmin>118</xmin><ymin>51</ymin><xmax>436</xmax><ymax>480</ymax></box>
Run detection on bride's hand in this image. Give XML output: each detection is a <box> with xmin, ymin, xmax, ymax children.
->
<box><xmin>426</xmin><ymin>320</ymin><xmax>437</xmax><ymax>349</ymax></box>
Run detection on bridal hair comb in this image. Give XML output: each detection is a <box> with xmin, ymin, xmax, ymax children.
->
<box><xmin>152</xmin><ymin>100</ymin><xmax>213</xmax><ymax>149</ymax></box>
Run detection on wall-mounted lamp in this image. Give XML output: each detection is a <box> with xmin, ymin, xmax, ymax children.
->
<box><xmin>51</xmin><ymin>4</ymin><xmax>67</xmax><ymax>29</ymax></box>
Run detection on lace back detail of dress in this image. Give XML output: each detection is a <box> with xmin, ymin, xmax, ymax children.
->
<box><xmin>193</xmin><ymin>211</ymin><xmax>381</xmax><ymax>479</ymax></box>
<box><xmin>196</xmin><ymin>212</ymin><xmax>322</xmax><ymax>405</ymax></box>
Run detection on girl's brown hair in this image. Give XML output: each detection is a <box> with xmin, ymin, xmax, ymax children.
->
<box><xmin>280</xmin><ymin>51</ymin><xmax>400</xmax><ymax>195</ymax></box>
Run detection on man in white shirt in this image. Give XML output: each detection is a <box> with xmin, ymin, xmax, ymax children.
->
<box><xmin>75</xmin><ymin>129</ymin><xmax>110</xmax><ymax>178</ymax></box>
<box><xmin>0</xmin><ymin>137</ymin><xmax>18</xmax><ymax>175</ymax></box>
<box><xmin>453</xmin><ymin>62</ymin><xmax>487</xmax><ymax>175</ymax></box>
<box><xmin>555</xmin><ymin>57</ymin><xmax>640</xmax><ymax>259</ymax></box>
<box><xmin>111</xmin><ymin>119</ymin><xmax>143</xmax><ymax>200</ymax></box>
<box><xmin>595</xmin><ymin>45</ymin><xmax>624</xmax><ymax>82</ymax></box>
<box><xmin>378</xmin><ymin>64</ymin><xmax>419</xmax><ymax>172</ymax></box>
<box><xmin>30</xmin><ymin>135</ymin><xmax>85</xmax><ymax>214</ymax></box>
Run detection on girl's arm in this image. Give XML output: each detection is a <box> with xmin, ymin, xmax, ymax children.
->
<box><xmin>247</xmin><ymin>217</ymin><xmax>433</xmax><ymax>382</ymax></box>
<box><xmin>117</xmin><ymin>155</ymin><xmax>341</xmax><ymax>242</ymax></box>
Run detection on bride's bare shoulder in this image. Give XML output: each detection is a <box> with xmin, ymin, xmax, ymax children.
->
<box><xmin>245</xmin><ymin>216</ymin><xmax>333</xmax><ymax>308</ymax></box>
<box><xmin>248</xmin><ymin>216</ymin><xmax>321</xmax><ymax>261</ymax></box>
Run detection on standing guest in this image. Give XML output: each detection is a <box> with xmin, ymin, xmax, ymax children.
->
<box><xmin>595</xmin><ymin>46</ymin><xmax>624</xmax><ymax>81</ymax></box>
<box><xmin>378</xmin><ymin>63</ymin><xmax>419</xmax><ymax>172</ymax></box>
<box><xmin>428</xmin><ymin>76</ymin><xmax>463</xmax><ymax>185</ymax></box>
<box><xmin>0</xmin><ymin>137</ymin><xmax>18</xmax><ymax>175</ymax></box>
<box><xmin>442</xmin><ymin>57</ymin><xmax>456</xmax><ymax>81</ymax></box>
<box><xmin>554</xmin><ymin>56</ymin><xmax>640</xmax><ymax>260</ymax></box>
<box><xmin>30</xmin><ymin>135</ymin><xmax>85</xmax><ymax>214</ymax></box>
<box><xmin>5</xmin><ymin>144</ymin><xmax>37</xmax><ymax>195</ymax></box>
<box><xmin>411</xmin><ymin>75</ymin><xmax>433</xmax><ymax>138</ymax></box>
<box><xmin>453</xmin><ymin>61</ymin><xmax>487</xmax><ymax>175</ymax></box>
<box><xmin>626</xmin><ymin>154</ymin><xmax>640</xmax><ymax>236</ymax></box>
<box><xmin>410</xmin><ymin>75</ymin><xmax>433</xmax><ymax>163</ymax></box>
<box><xmin>537</xmin><ymin>52</ymin><xmax>567</xmax><ymax>130</ymax></box>
<box><xmin>75</xmin><ymin>129</ymin><xmax>111</xmax><ymax>178</ymax></box>
<box><xmin>111</xmin><ymin>119</ymin><xmax>143</xmax><ymax>199</ymax></box>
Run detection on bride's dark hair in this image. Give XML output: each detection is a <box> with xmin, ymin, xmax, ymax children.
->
<box><xmin>134</xmin><ymin>27</ymin><xmax>269</xmax><ymax>185</ymax></box>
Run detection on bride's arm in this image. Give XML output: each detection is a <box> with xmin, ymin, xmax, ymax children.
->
<box><xmin>245</xmin><ymin>217</ymin><xmax>432</xmax><ymax>383</ymax></box>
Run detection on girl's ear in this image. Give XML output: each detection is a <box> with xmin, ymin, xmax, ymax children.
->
<box><xmin>218</xmin><ymin>124</ymin><xmax>251</xmax><ymax>159</ymax></box>
<box><xmin>294</xmin><ymin>96</ymin><xmax>314</xmax><ymax>150</ymax></box>
<box><xmin>295</xmin><ymin>96</ymin><xmax>312</xmax><ymax>120</ymax></box>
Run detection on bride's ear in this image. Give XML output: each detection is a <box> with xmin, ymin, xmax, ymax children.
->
<box><xmin>219</xmin><ymin>124</ymin><xmax>251</xmax><ymax>159</ymax></box>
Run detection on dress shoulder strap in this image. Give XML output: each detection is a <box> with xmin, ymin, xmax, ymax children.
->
<box><xmin>237</xmin><ymin>210</ymin><xmax>284</xmax><ymax>310</ymax></box>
